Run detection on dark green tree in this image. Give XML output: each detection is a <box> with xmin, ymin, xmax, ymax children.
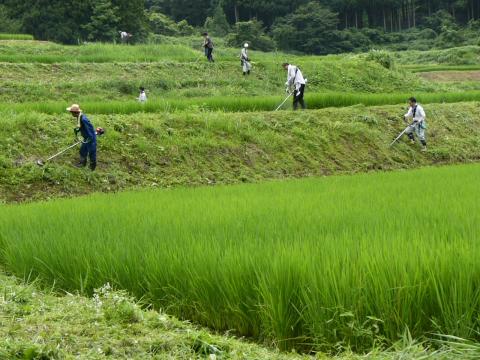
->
<box><xmin>272</xmin><ymin>2</ymin><xmax>340</xmax><ymax>54</ymax></box>
<box><xmin>204</xmin><ymin>2</ymin><xmax>231</xmax><ymax>35</ymax></box>
<box><xmin>84</xmin><ymin>0</ymin><xmax>120</xmax><ymax>42</ymax></box>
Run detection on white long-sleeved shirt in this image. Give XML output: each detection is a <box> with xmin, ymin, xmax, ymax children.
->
<box><xmin>138</xmin><ymin>91</ymin><xmax>147</xmax><ymax>102</ymax></box>
<box><xmin>286</xmin><ymin>65</ymin><xmax>306</xmax><ymax>90</ymax></box>
<box><xmin>405</xmin><ymin>104</ymin><xmax>426</xmax><ymax>123</ymax></box>
<box><xmin>241</xmin><ymin>48</ymin><xmax>249</xmax><ymax>60</ymax></box>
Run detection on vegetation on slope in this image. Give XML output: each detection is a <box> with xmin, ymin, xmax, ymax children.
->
<box><xmin>2</xmin><ymin>165</ymin><xmax>480</xmax><ymax>353</ymax></box>
<box><xmin>1</xmin><ymin>102</ymin><xmax>480</xmax><ymax>203</ymax></box>
<box><xmin>0</xmin><ymin>272</ymin><xmax>308</xmax><ymax>359</ymax></box>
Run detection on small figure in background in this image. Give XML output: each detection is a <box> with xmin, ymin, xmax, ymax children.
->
<box><xmin>119</xmin><ymin>31</ymin><xmax>132</xmax><ymax>44</ymax></box>
<box><xmin>138</xmin><ymin>87</ymin><xmax>147</xmax><ymax>103</ymax></box>
<box><xmin>240</xmin><ymin>43</ymin><xmax>252</xmax><ymax>75</ymax></box>
<box><xmin>202</xmin><ymin>32</ymin><xmax>214</xmax><ymax>62</ymax></box>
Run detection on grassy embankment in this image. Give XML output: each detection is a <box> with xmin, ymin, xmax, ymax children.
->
<box><xmin>2</xmin><ymin>272</ymin><xmax>477</xmax><ymax>359</ymax></box>
<box><xmin>1</xmin><ymin>102</ymin><xmax>480</xmax><ymax>203</ymax></box>
<box><xmin>2</xmin><ymin>41</ymin><xmax>480</xmax><ymax>104</ymax></box>
<box><xmin>1</xmin><ymin>164</ymin><xmax>480</xmax><ymax>353</ymax></box>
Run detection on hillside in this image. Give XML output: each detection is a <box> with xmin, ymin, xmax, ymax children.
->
<box><xmin>2</xmin><ymin>102</ymin><xmax>480</xmax><ymax>203</ymax></box>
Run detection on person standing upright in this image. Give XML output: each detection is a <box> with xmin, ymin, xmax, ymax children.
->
<box><xmin>283</xmin><ymin>63</ymin><xmax>306</xmax><ymax>110</ymax></box>
<box><xmin>202</xmin><ymin>32</ymin><xmax>214</xmax><ymax>62</ymax></box>
<box><xmin>240</xmin><ymin>43</ymin><xmax>252</xmax><ymax>75</ymax></box>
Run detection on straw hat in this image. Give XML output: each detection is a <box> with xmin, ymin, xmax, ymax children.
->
<box><xmin>66</xmin><ymin>104</ymin><xmax>82</xmax><ymax>112</ymax></box>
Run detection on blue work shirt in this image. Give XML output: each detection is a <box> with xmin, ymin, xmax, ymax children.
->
<box><xmin>79</xmin><ymin>114</ymin><xmax>96</xmax><ymax>143</ymax></box>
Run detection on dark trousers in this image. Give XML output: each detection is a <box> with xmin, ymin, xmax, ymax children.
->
<box><xmin>293</xmin><ymin>84</ymin><xmax>306</xmax><ymax>110</ymax></box>
<box><xmin>80</xmin><ymin>142</ymin><xmax>97</xmax><ymax>165</ymax></box>
<box><xmin>205</xmin><ymin>47</ymin><xmax>214</xmax><ymax>62</ymax></box>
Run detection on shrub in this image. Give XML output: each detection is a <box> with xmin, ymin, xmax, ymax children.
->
<box><xmin>226</xmin><ymin>20</ymin><xmax>276</xmax><ymax>52</ymax></box>
<box><xmin>418</xmin><ymin>28</ymin><xmax>437</xmax><ymax>40</ymax></box>
<box><xmin>365</xmin><ymin>50</ymin><xmax>395</xmax><ymax>69</ymax></box>
<box><xmin>148</xmin><ymin>11</ymin><xmax>179</xmax><ymax>36</ymax></box>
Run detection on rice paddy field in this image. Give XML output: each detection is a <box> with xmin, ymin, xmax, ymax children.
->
<box><xmin>1</xmin><ymin>38</ymin><xmax>480</xmax><ymax>358</ymax></box>
<box><xmin>1</xmin><ymin>164</ymin><xmax>480</xmax><ymax>353</ymax></box>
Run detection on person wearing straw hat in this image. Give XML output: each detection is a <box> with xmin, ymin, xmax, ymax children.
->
<box><xmin>67</xmin><ymin>104</ymin><xmax>97</xmax><ymax>171</ymax></box>
<box><xmin>240</xmin><ymin>43</ymin><xmax>252</xmax><ymax>75</ymax></box>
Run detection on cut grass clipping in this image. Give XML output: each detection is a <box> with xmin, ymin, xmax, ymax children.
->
<box><xmin>1</xmin><ymin>164</ymin><xmax>480</xmax><ymax>353</ymax></box>
<box><xmin>3</xmin><ymin>91</ymin><xmax>480</xmax><ymax>114</ymax></box>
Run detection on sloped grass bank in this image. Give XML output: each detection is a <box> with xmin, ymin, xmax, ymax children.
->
<box><xmin>1</xmin><ymin>102</ymin><xmax>480</xmax><ymax>203</ymax></box>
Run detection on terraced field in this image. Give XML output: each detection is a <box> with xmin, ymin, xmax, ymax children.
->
<box><xmin>1</xmin><ymin>39</ymin><xmax>480</xmax><ymax>358</ymax></box>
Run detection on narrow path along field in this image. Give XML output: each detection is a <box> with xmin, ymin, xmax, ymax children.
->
<box><xmin>1</xmin><ymin>164</ymin><xmax>480</xmax><ymax>354</ymax></box>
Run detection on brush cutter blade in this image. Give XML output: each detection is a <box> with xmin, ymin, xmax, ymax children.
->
<box><xmin>36</xmin><ymin>159</ymin><xmax>45</xmax><ymax>167</ymax></box>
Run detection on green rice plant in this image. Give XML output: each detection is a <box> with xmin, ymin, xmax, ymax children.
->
<box><xmin>2</xmin><ymin>91</ymin><xmax>480</xmax><ymax>115</ymax></box>
<box><xmin>0</xmin><ymin>33</ymin><xmax>34</xmax><ymax>40</ymax></box>
<box><xmin>1</xmin><ymin>164</ymin><xmax>480</xmax><ymax>353</ymax></box>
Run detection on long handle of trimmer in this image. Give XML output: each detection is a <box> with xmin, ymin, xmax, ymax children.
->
<box><xmin>275</xmin><ymin>92</ymin><xmax>293</xmax><ymax>111</ymax></box>
<box><xmin>45</xmin><ymin>141</ymin><xmax>83</xmax><ymax>162</ymax></box>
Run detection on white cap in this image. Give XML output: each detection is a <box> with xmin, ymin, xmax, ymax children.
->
<box><xmin>244</xmin><ymin>43</ymin><xmax>249</xmax><ymax>48</ymax></box>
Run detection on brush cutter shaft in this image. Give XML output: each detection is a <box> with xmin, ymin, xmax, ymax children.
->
<box><xmin>275</xmin><ymin>92</ymin><xmax>293</xmax><ymax>111</ymax></box>
<box><xmin>45</xmin><ymin>141</ymin><xmax>83</xmax><ymax>161</ymax></box>
<box><xmin>390</xmin><ymin>122</ymin><xmax>415</xmax><ymax>146</ymax></box>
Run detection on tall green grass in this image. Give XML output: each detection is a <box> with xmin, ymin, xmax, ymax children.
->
<box><xmin>0</xmin><ymin>34</ymin><xmax>34</xmax><ymax>40</ymax></box>
<box><xmin>402</xmin><ymin>65</ymin><xmax>480</xmax><ymax>73</ymax></box>
<box><xmin>1</xmin><ymin>164</ymin><xmax>480</xmax><ymax>352</ymax></box>
<box><xmin>2</xmin><ymin>91</ymin><xmax>480</xmax><ymax>114</ymax></box>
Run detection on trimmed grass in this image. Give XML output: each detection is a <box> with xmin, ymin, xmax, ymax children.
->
<box><xmin>0</xmin><ymin>272</ymin><xmax>310</xmax><ymax>359</ymax></box>
<box><xmin>1</xmin><ymin>164</ymin><xmax>480</xmax><ymax>353</ymax></box>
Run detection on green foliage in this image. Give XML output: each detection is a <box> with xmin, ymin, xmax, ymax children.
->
<box><xmin>0</xmin><ymin>5</ymin><xmax>21</xmax><ymax>33</ymax></box>
<box><xmin>83</xmin><ymin>0</ymin><xmax>120</xmax><ymax>42</ymax></box>
<box><xmin>226</xmin><ymin>20</ymin><xmax>276</xmax><ymax>52</ymax></box>
<box><xmin>147</xmin><ymin>11</ymin><xmax>178</xmax><ymax>36</ymax></box>
<box><xmin>0</xmin><ymin>33</ymin><xmax>33</xmax><ymax>40</ymax></box>
<box><xmin>365</xmin><ymin>50</ymin><xmax>395</xmax><ymax>69</ymax></box>
<box><xmin>204</xmin><ymin>2</ymin><xmax>230</xmax><ymax>36</ymax></box>
<box><xmin>272</xmin><ymin>2</ymin><xmax>339</xmax><ymax>55</ymax></box>
<box><xmin>2</xmin><ymin>164</ymin><xmax>480</xmax><ymax>352</ymax></box>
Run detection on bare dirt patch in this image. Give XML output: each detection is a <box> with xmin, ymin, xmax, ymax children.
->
<box><xmin>418</xmin><ymin>71</ymin><xmax>480</xmax><ymax>82</ymax></box>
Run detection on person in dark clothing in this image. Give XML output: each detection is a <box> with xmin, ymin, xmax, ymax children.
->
<box><xmin>202</xmin><ymin>32</ymin><xmax>214</xmax><ymax>62</ymax></box>
<box><xmin>67</xmin><ymin>104</ymin><xmax>97</xmax><ymax>171</ymax></box>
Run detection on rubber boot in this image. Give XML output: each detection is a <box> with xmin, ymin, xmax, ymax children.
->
<box><xmin>247</xmin><ymin>70</ymin><xmax>250</xmax><ymax>75</ymax></box>
<box><xmin>408</xmin><ymin>133</ymin><xmax>415</xmax><ymax>144</ymax></box>
<box><xmin>75</xmin><ymin>157</ymin><xmax>87</xmax><ymax>168</ymax></box>
<box><xmin>90</xmin><ymin>161</ymin><xmax>97</xmax><ymax>171</ymax></box>
<box><xmin>421</xmin><ymin>140</ymin><xmax>427</xmax><ymax>152</ymax></box>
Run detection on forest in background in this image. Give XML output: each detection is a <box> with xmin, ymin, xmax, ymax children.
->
<box><xmin>1</xmin><ymin>0</ymin><xmax>480</xmax><ymax>54</ymax></box>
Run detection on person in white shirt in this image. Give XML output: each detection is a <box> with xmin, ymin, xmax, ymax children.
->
<box><xmin>240</xmin><ymin>43</ymin><xmax>252</xmax><ymax>75</ymax></box>
<box><xmin>283</xmin><ymin>63</ymin><xmax>306</xmax><ymax>110</ymax></box>
<box><xmin>138</xmin><ymin>87</ymin><xmax>147</xmax><ymax>103</ymax></box>
<box><xmin>119</xmin><ymin>31</ymin><xmax>132</xmax><ymax>44</ymax></box>
<box><xmin>404</xmin><ymin>97</ymin><xmax>427</xmax><ymax>151</ymax></box>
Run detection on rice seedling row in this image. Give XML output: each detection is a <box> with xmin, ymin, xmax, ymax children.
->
<box><xmin>1</xmin><ymin>164</ymin><xmax>479</xmax><ymax>352</ymax></box>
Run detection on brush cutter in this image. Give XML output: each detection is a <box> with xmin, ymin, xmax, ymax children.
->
<box><xmin>36</xmin><ymin>127</ymin><xmax>105</xmax><ymax>167</ymax></box>
<box><xmin>390</xmin><ymin>122</ymin><xmax>415</xmax><ymax>147</ymax></box>
<box><xmin>275</xmin><ymin>91</ymin><xmax>293</xmax><ymax>111</ymax></box>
